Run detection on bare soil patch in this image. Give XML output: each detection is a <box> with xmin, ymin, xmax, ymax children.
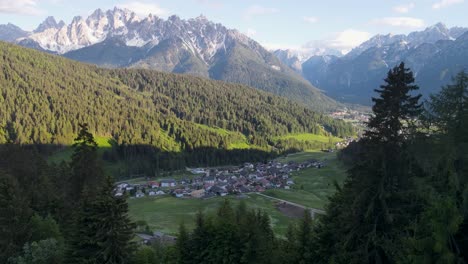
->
<box><xmin>275</xmin><ymin>201</ymin><xmax>304</xmax><ymax>218</ymax></box>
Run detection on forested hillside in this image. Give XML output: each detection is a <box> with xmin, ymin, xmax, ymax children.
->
<box><xmin>2</xmin><ymin>8</ymin><xmax>341</xmax><ymax>112</ymax></box>
<box><xmin>0</xmin><ymin>41</ymin><xmax>354</xmax><ymax>173</ymax></box>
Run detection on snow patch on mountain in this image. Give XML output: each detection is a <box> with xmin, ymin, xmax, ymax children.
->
<box><xmin>11</xmin><ymin>7</ymin><xmax>257</xmax><ymax>69</ymax></box>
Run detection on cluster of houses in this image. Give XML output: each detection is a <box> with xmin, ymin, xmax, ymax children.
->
<box><xmin>330</xmin><ymin>109</ymin><xmax>370</xmax><ymax>123</ymax></box>
<box><xmin>115</xmin><ymin>160</ymin><xmax>324</xmax><ymax>199</ymax></box>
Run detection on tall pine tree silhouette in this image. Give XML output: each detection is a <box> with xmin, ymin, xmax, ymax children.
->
<box><xmin>66</xmin><ymin>127</ymin><xmax>135</xmax><ymax>264</ymax></box>
<box><xmin>311</xmin><ymin>63</ymin><xmax>424</xmax><ymax>263</ymax></box>
<box><xmin>366</xmin><ymin>62</ymin><xmax>422</xmax><ymax>144</ymax></box>
<box><xmin>69</xmin><ymin>123</ymin><xmax>104</xmax><ymax>203</ymax></box>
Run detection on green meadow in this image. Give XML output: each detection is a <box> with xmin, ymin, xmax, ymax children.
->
<box><xmin>273</xmin><ymin>133</ymin><xmax>342</xmax><ymax>144</ymax></box>
<box><xmin>265</xmin><ymin>149</ymin><xmax>347</xmax><ymax>209</ymax></box>
<box><xmin>127</xmin><ymin>193</ymin><xmax>294</xmax><ymax>236</ymax></box>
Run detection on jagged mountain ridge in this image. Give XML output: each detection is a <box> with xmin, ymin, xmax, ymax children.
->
<box><xmin>0</xmin><ymin>8</ymin><xmax>339</xmax><ymax>112</ymax></box>
<box><xmin>274</xmin><ymin>23</ymin><xmax>468</xmax><ymax>105</ymax></box>
<box><xmin>0</xmin><ymin>23</ymin><xmax>29</xmax><ymax>42</ymax></box>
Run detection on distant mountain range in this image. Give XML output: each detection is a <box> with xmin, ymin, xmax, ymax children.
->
<box><xmin>0</xmin><ymin>7</ymin><xmax>339</xmax><ymax>112</ymax></box>
<box><xmin>274</xmin><ymin>23</ymin><xmax>468</xmax><ymax>105</ymax></box>
<box><xmin>273</xmin><ymin>48</ymin><xmax>343</xmax><ymax>73</ymax></box>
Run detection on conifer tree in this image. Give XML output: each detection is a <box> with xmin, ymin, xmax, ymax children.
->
<box><xmin>207</xmin><ymin>199</ymin><xmax>241</xmax><ymax>263</ymax></box>
<box><xmin>0</xmin><ymin>171</ymin><xmax>32</xmax><ymax>262</ymax></box>
<box><xmin>427</xmin><ymin>71</ymin><xmax>468</xmax><ymax>137</ymax></box>
<box><xmin>366</xmin><ymin>62</ymin><xmax>422</xmax><ymax>143</ymax></box>
<box><xmin>312</xmin><ymin>63</ymin><xmax>424</xmax><ymax>263</ymax></box>
<box><xmin>278</xmin><ymin>224</ymin><xmax>298</xmax><ymax>264</ymax></box>
<box><xmin>69</xmin><ymin>123</ymin><xmax>104</xmax><ymax>203</ymax></box>
<box><xmin>425</xmin><ymin>71</ymin><xmax>468</xmax><ymax>261</ymax></box>
<box><xmin>190</xmin><ymin>211</ymin><xmax>210</xmax><ymax>263</ymax></box>
<box><xmin>297</xmin><ymin>210</ymin><xmax>313</xmax><ymax>264</ymax></box>
<box><xmin>176</xmin><ymin>223</ymin><xmax>191</xmax><ymax>264</ymax></box>
<box><xmin>66</xmin><ymin>176</ymin><xmax>135</xmax><ymax>264</ymax></box>
<box><xmin>65</xmin><ymin>187</ymin><xmax>101</xmax><ymax>264</ymax></box>
<box><xmin>94</xmin><ymin>176</ymin><xmax>136</xmax><ymax>263</ymax></box>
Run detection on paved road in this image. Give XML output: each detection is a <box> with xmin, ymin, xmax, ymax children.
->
<box><xmin>255</xmin><ymin>192</ymin><xmax>325</xmax><ymax>218</ymax></box>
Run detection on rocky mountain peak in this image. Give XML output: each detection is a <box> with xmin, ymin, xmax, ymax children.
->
<box><xmin>9</xmin><ymin>7</ymin><xmax>255</xmax><ymax>57</ymax></box>
<box><xmin>168</xmin><ymin>15</ymin><xmax>182</xmax><ymax>22</ymax></box>
<box><xmin>0</xmin><ymin>23</ymin><xmax>29</xmax><ymax>42</ymax></box>
<box><xmin>430</xmin><ymin>22</ymin><xmax>449</xmax><ymax>32</ymax></box>
<box><xmin>89</xmin><ymin>8</ymin><xmax>105</xmax><ymax>21</ymax></box>
<box><xmin>71</xmin><ymin>16</ymin><xmax>84</xmax><ymax>24</ymax></box>
<box><xmin>34</xmin><ymin>16</ymin><xmax>61</xmax><ymax>33</ymax></box>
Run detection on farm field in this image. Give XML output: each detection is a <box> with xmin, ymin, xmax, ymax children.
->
<box><xmin>127</xmin><ymin>193</ymin><xmax>294</xmax><ymax>236</ymax></box>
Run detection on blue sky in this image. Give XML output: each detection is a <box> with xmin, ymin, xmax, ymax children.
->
<box><xmin>1</xmin><ymin>0</ymin><xmax>467</xmax><ymax>52</ymax></box>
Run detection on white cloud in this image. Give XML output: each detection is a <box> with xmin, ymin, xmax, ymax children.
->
<box><xmin>260</xmin><ymin>42</ymin><xmax>301</xmax><ymax>51</ymax></box>
<box><xmin>0</xmin><ymin>0</ymin><xmax>43</xmax><ymax>15</ymax></box>
<box><xmin>320</xmin><ymin>29</ymin><xmax>372</xmax><ymax>54</ymax></box>
<box><xmin>244</xmin><ymin>5</ymin><xmax>279</xmax><ymax>19</ymax></box>
<box><xmin>372</xmin><ymin>17</ymin><xmax>425</xmax><ymax>28</ymax></box>
<box><xmin>432</xmin><ymin>0</ymin><xmax>464</xmax><ymax>9</ymax></box>
<box><xmin>393</xmin><ymin>3</ymin><xmax>415</xmax><ymax>13</ymax></box>
<box><xmin>261</xmin><ymin>29</ymin><xmax>371</xmax><ymax>55</ymax></box>
<box><xmin>245</xmin><ymin>28</ymin><xmax>257</xmax><ymax>37</ymax></box>
<box><xmin>118</xmin><ymin>1</ymin><xmax>168</xmax><ymax>17</ymax></box>
<box><xmin>303</xmin><ymin>16</ymin><xmax>319</xmax><ymax>24</ymax></box>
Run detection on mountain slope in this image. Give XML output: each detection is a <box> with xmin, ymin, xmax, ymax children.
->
<box><xmin>417</xmin><ymin>31</ymin><xmax>468</xmax><ymax>91</ymax></box>
<box><xmin>278</xmin><ymin>23</ymin><xmax>468</xmax><ymax>105</ymax></box>
<box><xmin>2</xmin><ymin>8</ymin><xmax>339</xmax><ymax>112</ymax></box>
<box><xmin>0</xmin><ymin>23</ymin><xmax>28</xmax><ymax>42</ymax></box>
<box><xmin>0</xmin><ymin>41</ymin><xmax>354</xmax><ymax>152</ymax></box>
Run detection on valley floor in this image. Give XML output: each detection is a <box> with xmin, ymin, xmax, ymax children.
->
<box><xmin>127</xmin><ymin>149</ymin><xmax>347</xmax><ymax>235</ymax></box>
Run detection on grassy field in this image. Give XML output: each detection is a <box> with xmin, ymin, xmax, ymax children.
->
<box><xmin>273</xmin><ymin>133</ymin><xmax>342</xmax><ymax>144</ymax></box>
<box><xmin>195</xmin><ymin>124</ymin><xmax>253</xmax><ymax>150</ymax></box>
<box><xmin>48</xmin><ymin>135</ymin><xmax>113</xmax><ymax>164</ymax></box>
<box><xmin>275</xmin><ymin>149</ymin><xmax>338</xmax><ymax>163</ymax></box>
<box><xmin>265</xmin><ymin>149</ymin><xmax>347</xmax><ymax>209</ymax></box>
<box><xmin>127</xmin><ymin>194</ymin><xmax>295</xmax><ymax>236</ymax></box>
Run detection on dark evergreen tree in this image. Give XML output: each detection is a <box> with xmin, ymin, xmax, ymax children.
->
<box><xmin>311</xmin><ymin>63</ymin><xmax>424</xmax><ymax>263</ymax></box>
<box><xmin>0</xmin><ymin>171</ymin><xmax>32</xmax><ymax>263</ymax></box>
<box><xmin>208</xmin><ymin>199</ymin><xmax>241</xmax><ymax>263</ymax></box>
<box><xmin>422</xmin><ymin>71</ymin><xmax>468</xmax><ymax>261</ymax></box>
<box><xmin>278</xmin><ymin>224</ymin><xmax>298</xmax><ymax>264</ymax></box>
<box><xmin>297</xmin><ymin>210</ymin><xmax>313</xmax><ymax>264</ymax></box>
<box><xmin>66</xmin><ymin>176</ymin><xmax>135</xmax><ymax>264</ymax></box>
<box><xmin>93</xmin><ymin>176</ymin><xmax>136</xmax><ymax>263</ymax></box>
<box><xmin>69</xmin><ymin>123</ymin><xmax>104</xmax><ymax>202</ymax></box>
<box><xmin>365</xmin><ymin>62</ymin><xmax>422</xmax><ymax>143</ymax></box>
<box><xmin>189</xmin><ymin>211</ymin><xmax>211</xmax><ymax>263</ymax></box>
<box><xmin>176</xmin><ymin>223</ymin><xmax>191</xmax><ymax>264</ymax></box>
<box><xmin>65</xmin><ymin>187</ymin><xmax>101</xmax><ymax>264</ymax></box>
<box><xmin>427</xmin><ymin>71</ymin><xmax>468</xmax><ymax>137</ymax></box>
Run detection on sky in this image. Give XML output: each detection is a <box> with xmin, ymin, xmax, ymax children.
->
<box><xmin>1</xmin><ymin>0</ymin><xmax>467</xmax><ymax>53</ymax></box>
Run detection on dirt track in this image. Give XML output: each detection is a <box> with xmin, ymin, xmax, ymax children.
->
<box><xmin>255</xmin><ymin>192</ymin><xmax>325</xmax><ymax>218</ymax></box>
